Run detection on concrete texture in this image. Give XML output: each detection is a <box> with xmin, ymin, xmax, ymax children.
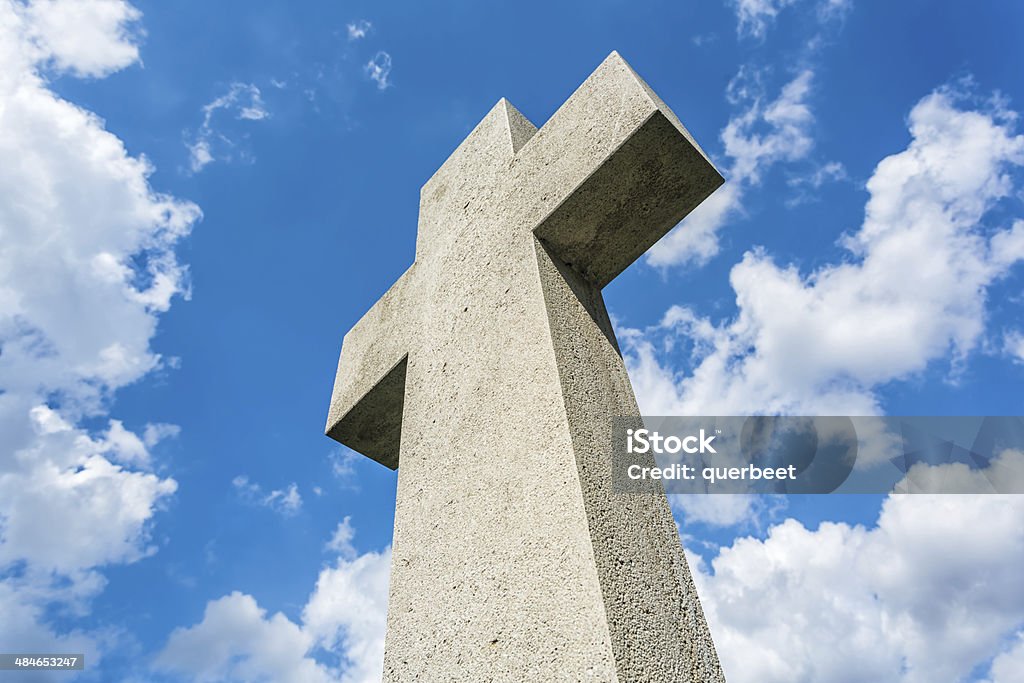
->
<box><xmin>326</xmin><ymin>52</ymin><xmax>726</xmax><ymax>682</ymax></box>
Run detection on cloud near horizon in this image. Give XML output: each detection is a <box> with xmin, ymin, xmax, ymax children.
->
<box><xmin>157</xmin><ymin>520</ymin><xmax>391</xmax><ymax>683</ymax></box>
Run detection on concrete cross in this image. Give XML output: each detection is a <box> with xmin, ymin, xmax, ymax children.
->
<box><xmin>326</xmin><ymin>52</ymin><xmax>726</xmax><ymax>682</ymax></box>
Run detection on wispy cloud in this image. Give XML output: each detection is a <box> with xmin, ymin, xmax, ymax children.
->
<box><xmin>793</xmin><ymin>160</ymin><xmax>847</xmax><ymax>188</ymax></box>
<box><xmin>187</xmin><ymin>82</ymin><xmax>269</xmax><ymax>173</ymax></box>
<box><xmin>785</xmin><ymin>160</ymin><xmax>848</xmax><ymax>205</ymax></box>
<box><xmin>733</xmin><ymin>0</ymin><xmax>851</xmax><ymax>40</ymax></box>
<box><xmin>346</xmin><ymin>19</ymin><xmax>372</xmax><ymax>41</ymax></box>
<box><xmin>734</xmin><ymin>0</ymin><xmax>799</xmax><ymax>40</ymax></box>
<box><xmin>365</xmin><ymin>51</ymin><xmax>392</xmax><ymax>90</ymax></box>
<box><xmin>329</xmin><ymin>448</ymin><xmax>361</xmax><ymax>490</ymax></box>
<box><xmin>325</xmin><ymin>516</ymin><xmax>357</xmax><ymax>558</ymax></box>
<box><xmin>648</xmin><ymin>68</ymin><xmax>818</xmax><ymax>268</ymax></box>
<box><xmin>1005</xmin><ymin>331</ymin><xmax>1024</xmax><ymax>363</ymax></box>
<box><xmin>232</xmin><ymin>475</ymin><xmax>303</xmax><ymax>516</ymax></box>
<box><xmin>649</xmin><ymin>1</ymin><xmax>854</xmax><ymax>269</ymax></box>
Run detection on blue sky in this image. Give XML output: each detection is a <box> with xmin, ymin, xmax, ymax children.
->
<box><xmin>1</xmin><ymin>0</ymin><xmax>1023</xmax><ymax>681</ymax></box>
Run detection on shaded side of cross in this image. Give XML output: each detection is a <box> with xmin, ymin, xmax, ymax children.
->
<box><xmin>326</xmin><ymin>52</ymin><xmax>726</xmax><ymax>682</ymax></box>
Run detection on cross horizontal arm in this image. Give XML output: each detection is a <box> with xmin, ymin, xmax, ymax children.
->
<box><xmin>325</xmin><ymin>265</ymin><xmax>417</xmax><ymax>469</ymax></box>
<box><xmin>521</xmin><ymin>52</ymin><xmax>724</xmax><ymax>287</ymax></box>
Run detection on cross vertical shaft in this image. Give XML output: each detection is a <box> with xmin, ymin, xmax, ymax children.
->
<box><xmin>326</xmin><ymin>52</ymin><xmax>726</xmax><ymax>682</ymax></box>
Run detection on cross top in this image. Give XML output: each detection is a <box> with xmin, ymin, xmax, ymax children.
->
<box><xmin>325</xmin><ymin>51</ymin><xmax>726</xmax><ymax>682</ymax></box>
<box><xmin>328</xmin><ymin>52</ymin><xmax>721</xmax><ymax>467</ymax></box>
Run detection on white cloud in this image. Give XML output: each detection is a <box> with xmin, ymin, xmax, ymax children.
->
<box><xmin>143</xmin><ymin>421</ymin><xmax>181</xmax><ymax>448</ymax></box>
<box><xmin>723</xmin><ymin>69</ymin><xmax>816</xmax><ymax>182</ymax></box>
<box><xmin>797</xmin><ymin>160</ymin><xmax>847</xmax><ymax>187</ymax></box>
<box><xmin>632</xmin><ymin>86</ymin><xmax>1024</xmax><ymax>415</ymax></box>
<box><xmin>693</xmin><ymin>495</ymin><xmax>1024</xmax><ymax>683</ymax></box>
<box><xmin>985</xmin><ymin>632</ymin><xmax>1024</xmax><ymax>683</ymax></box>
<box><xmin>817</xmin><ymin>0</ymin><xmax>853</xmax><ymax>23</ymax></box>
<box><xmin>329</xmin><ymin>448</ymin><xmax>361</xmax><ymax>490</ymax></box>
<box><xmin>156</xmin><ymin>592</ymin><xmax>338</xmax><ymax>683</ymax></box>
<box><xmin>364</xmin><ymin>51</ymin><xmax>392</xmax><ymax>90</ymax></box>
<box><xmin>0</xmin><ymin>452</ymin><xmax>177</xmax><ymax>573</ymax></box>
<box><xmin>894</xmin><ymin>449</ymin><xmax>1024</xmax><ymax>494</ymax></box>
<box><xmin>303</xmin><ymin>548</ymin><xmax>391</xmax><ymax>683</ymax></box>
<box><xmin>647</xmin><ymin>70</ymin><xmax>817</xmax><ymax>268</ymax></box>
<box><xmin>104</xmin><ymin>418</ymin><xmax>149</xmax><ymax>464</ymax></box>
<box><xmin>232</xmin><ymin>475</ymin><xmax>303</xmax><ymax>516</ymax></box>
<box><xmin>786</xmin><ymin>160</ymin><xmax>848</xmax><ymax>205</ymax></box>
<box><xmin>653</xmin><ymin>0</ymin><xmax>857</xmax><ymax>268</ymax></box>
<box><xmin>159</xmin><ymin>521</ymin><xmax>391</xmax><ymax>683</ymax></box>
<box><xmin>734</xmin><ymin>0</ymin><xmax>799</xmax><ymax>39</ymax></box>
<box><xmin>692</xmin><ymin>32</ymin><xmax>718</xmax><ymax>46</ymax></box>
<box><xmin>346</xmin><ymin>19</ymin><xmax>371</xmax><ymax>41</ymax></box>
<box><xmin>733</xmin><ymin>0</ymin><xmax>851</xmax><ymax>39</ymax></box>
<box><xmin>187</xmin><ymin>138</ymin><xmax>213</xmax><ymax>172</ymax></box>
<box><xmin>187</xmin><ymin>82</ymin><xmax>269</xmax><ymax>172</ymax></box>
<box><xmin>808</xmin><ymin>160</ymin><xmax>847</xmax><ymax>186</ymax></box>
<box><xmin>648</xmin><ymin>182</ymin><xmax>743</xmax><ymax>269</ymax></box>
<box><xmin>671</xmin><ymin>495</ymin><xmax>762</xmax><ymax>527</ymax></box>
<box><xmin>1005</xmin><ymin>330</ymin><xmax>1024</xmax><ymax>363</ymax></box>
<box><xmin>17</xmin><ymin>0</ymin><xmax>143</xmax><ymax>77</ymax></box>
<box><xmin>0</xmin><ymin>0</ymin><xmax>195</xmax><ymax>659</ymax></box>
<box><xmin>326</xmin><ymin>516</ymin><xmax>357</xmax><ymax>558</ymax></box>
<box><xmin>0</xmin><ymin>574</ymin><xmax>106</xmax><ymax>669</ymax></box>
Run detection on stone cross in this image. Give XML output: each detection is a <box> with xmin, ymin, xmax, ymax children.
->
<box><xmin>326</xmin><ymin>52</ymin><xmax>726</xmax><ymax>682</ymax></box>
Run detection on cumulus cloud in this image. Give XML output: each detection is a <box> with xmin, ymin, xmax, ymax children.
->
<box><xmin>694</xmin><ymin>495</ymin><xmax>1024</xmax><ymax>683</ymax></box>
<box><xmin>157</xmin><ymin>592</ymin><xmax>338</xmax><ymax>683</ymax></box>
<box><xmin>647</xmin><ymin>69</ymin><xmax>819</xmax><ymax>268</ymax></box>
<box><xmin>17</xmin><ymin>0</ymin><xmax>143</xmax><ymax>77</ymax></box>
<box><xmin>364</xmin><ymin>51</ymin><xmax>392</xmax><ymax>90</ymax></box>
<box><xmin>346</xmin><ymin>19</ymin><xmax>371</xmax><ymax>41</ymax></box>
<box><xmin>1</xmin><ymin>451</ymin><xmax>177</xmax><ymax>574</ymax></box>
<box><xmin>232</xmin><ymin>475</ymin><xmax>303</xmax><ymax>516</ymax></box>
<box><xmin>303</xmin><ymin>546</ymin><xmax>391</xmax><ymax>683</ymax></box>
<box><xmin>0</xmin><ymin>0</ymin><xmax>195</xmax><ymax>658</ymax></box>
<box><xmin>159</xmin><ymin>520</ymin><xmax>391</xmax><ymax>683</ymax></box>
<box><xmin>187</xmin><ymin>82</ymin><xmax>269</xmax><ymax>172</ymax></box>
<box><xmin>985</xmin><ymin>632</ymin><xmax>1024</xmax><ymax>683</ymax></box>
<box><xmin>895</xmin><ymin>449</ymin><xmax>1024</xmax><ymax>494</ymax></box>
<box><xmin>630</xmin><ymin>85</ymin><xmax>1024</xmax><ymax>415</ymax></box>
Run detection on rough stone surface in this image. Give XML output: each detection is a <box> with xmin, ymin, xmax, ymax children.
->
<box><xmin>326</xmin><ymin>52</ymin><xmax>726</xmax><ymax>682</ymax></box>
